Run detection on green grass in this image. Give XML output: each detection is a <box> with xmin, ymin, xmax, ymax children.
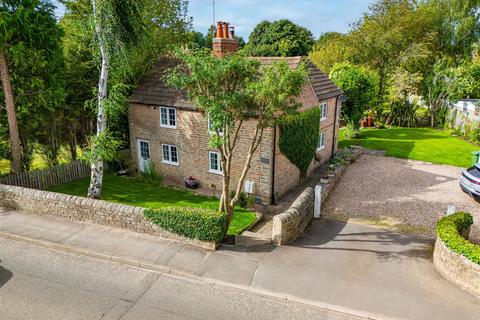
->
<box><xmin>47</xmin><ymin>175</ymin><xmax>256</xmax><ymax>235</ymax></box>
<box><xmin>339</xmin><ymin>127</ymin><xmax>479</xmax><ymax>168</ymax></box>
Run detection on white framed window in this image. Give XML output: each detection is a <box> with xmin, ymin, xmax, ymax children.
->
<box><xmin>320</xmin><ymin>102</ymin><xmax>328</xmax><ymax>121</ymax></box>
<box><xmin>207</xmin><ymin>116</ymin><xmax>224</xmax><ymax>135</ymax></box>
<box><xmin>162</xmin><ymin>144</ymin><xmax>179</xmax><ymax>165</ymax></box>
<box><xmin>208</xmin><ymin>151</ymin><xmax>222</xmax><ymax>175</ymax></box>
<box><xmin>317</xmin><ymin>130</ymin><xmax>326</xmax><ymax>151</ymax></box>
<box><xmin>160</xmin><ymin>107</ymin><xmax>177</xmax><ymax>128</ymax></box>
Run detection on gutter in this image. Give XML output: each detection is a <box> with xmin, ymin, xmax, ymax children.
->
<box><xmin>271</xmin><ymin>125</ymin><xmax>277</xmax><ymax>205</ymax></box>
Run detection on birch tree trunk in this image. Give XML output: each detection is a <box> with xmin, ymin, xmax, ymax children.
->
<box><xmin>0</xmin><ymin>48</ymin><xmax>22</xmax><ymax>174</ymax></box>
<box><xmin>88</xmin><ymin>0</ymin><xmax>108</xmax><ymax>199</ymax></box>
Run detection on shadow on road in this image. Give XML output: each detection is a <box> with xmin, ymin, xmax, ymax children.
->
<box><xmin>293</xmin><ymin>218</ymin><xmax>434</xmax><ymax>262</ymax></box>
<box><xmin>0</xmin><ymin>260</ymin><xmax>13</xmax><ymax>288</ymax></box>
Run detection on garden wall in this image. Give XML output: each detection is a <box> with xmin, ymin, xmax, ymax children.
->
<box><xmin>271</xmin><ymin>147</ymin><xmax>362</xmax><ymax>245</ymax></box>
<box><xmin>0</xmin><ymin>184</ymin><xmax>217</xmax><ymax>250</ymax></box>
<box><xmin>433</xmin><ymin>236</ymin><xmax>480</xmax><ymax>298</ymax></box>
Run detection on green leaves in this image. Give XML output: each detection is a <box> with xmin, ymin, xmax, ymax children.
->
<box><xmin>242</xmin><ymin>19</ymin><xmax>315</xmax><ymax>57</ymax></box>
<box><xmin>330</xmin><ymin>63</ymin><xmax>378</xmax><ymax>128</ymax></box>
<box><xmin>436</xmin><ymin>212</ymin><xmax>480</xmax><ymax>265</ymax></box>
<box><xmin>144</xmin><ymin>207</ymin><xmax>227</xmax><ymax>242</ymax></box>
<box><xmin>277</xmin><ymin>107</ymin><xmax>320</xmax><ymax>178</ymax></box>
<box><xmin>83</xmin><ymin>130</ymin><xmax>122</xmax><ymax>164</ymax></box>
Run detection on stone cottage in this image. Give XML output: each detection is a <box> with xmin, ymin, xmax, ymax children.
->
<box><xmin>128</xmin><ymin>21</ymin><xmax>343</xmax><ymax>204</ymax></box>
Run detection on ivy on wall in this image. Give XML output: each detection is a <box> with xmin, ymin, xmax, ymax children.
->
<box><xmin>277</xmin><ymin>107</ymin><xmax>320</xmax><ymax>178</ymax></box>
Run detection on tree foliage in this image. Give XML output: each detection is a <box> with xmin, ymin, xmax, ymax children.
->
<box><xmin>330</xmin><ymin>63</ymin><xmax>378</xmax><ymax>128</ymax></box>
<box><xmin>167</xmin><ymin>49</ymin><xmax>306</xmax><ymax>231</ymax></box>
<box><xmin>242</xmin><ymin>19</ymin><xmax>315</xmax><ymax>57</ymax></box>
<box><xmin>0</xmin><ymin>0</ymin><xmax>66</xmax><ymax>171</ymax></box>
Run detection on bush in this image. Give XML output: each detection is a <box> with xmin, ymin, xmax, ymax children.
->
<box><xmin>144</xmin><ymin>207</ymin><xmax>227</xmax><ymax>242</ymax></box>
<box><xmin>277</xmin><ymin>108</ymin><xmax>320</xmax><ymax>178</ymax></box>
<box><xmin>343</xmin><ymin>121</ymin><xmax>358</xmax><ymax>139</ymax></box>
<box><xmin>436</xmin><ymin>212</ymin><xmax>480</xmax><ymax>264</ymax></box>
<box><xmin>230</xmin><ymin>191</ymin><xmax>248</xmax><ymax>208</ymax></box>
<box><xmin>138</xmin><ymin>161</ymin><xmax>163</xmax><ymax>185</ymax></box>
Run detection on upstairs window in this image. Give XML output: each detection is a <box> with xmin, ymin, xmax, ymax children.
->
<box><xmin>207</xmin><ymin>116</ymin><xmax>224</xmax><ymax>135</ymax></box>
<box><xmin>320</xmin><ymin>102</ymin><xmax>328</xmax><ymax>121</ymax></box>
<box><xmin>162</xmin><ymin>144</ymin><xmax>179</xmax><ymax>165</ymax></box>
<box><xmin>317</xmin><ymin>130</ymin><xmax>326</xmax><ymax>151</ymax></box>
<box><xmin>160</xmin><ymin>107</ymin><xmax>176</xmax><ymax>128</ymax></box>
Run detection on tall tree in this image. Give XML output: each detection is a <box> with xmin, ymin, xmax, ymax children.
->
<box><xmin>242</xmin><ymin>19</ymin><xmax>315</xmax><ymax>57</ymax></box>
<box><xmin>167</xmin><ymin>49</ymin><xmax>305</xmax><ymax>232</ymax></box>
<box><xmin>330</xmin><ymin>63</ymin><xmax>378</xmax><ymax>129</ymax></box>
<box><xmin>0</xmin><ymin>0</ymin><xmax>65</xmax><ymax>172</ymax></box>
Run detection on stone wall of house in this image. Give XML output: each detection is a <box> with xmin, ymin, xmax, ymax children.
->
<box><xmin>129</xmin><ymin>104</ymin><xmax>274</xmax><ymax>203</ymax></box>
<box><xmin>271</xmin><ymin>147</ymin><xmax>362</xmax><ymax>245</ymax></box>
<box><xmin>433</xmin><ymin>236</ymin><xmax>480</xmax><ymax>298</ymax></box>
<box><xmin>274</xmin><ymin>96</ymin><xmax>340</xmax><ymax>199</ymax></box>
<box><xmin>0</xmin><ymin>184</ymin><xmax>217</xmax><ymax>250</ymax></box>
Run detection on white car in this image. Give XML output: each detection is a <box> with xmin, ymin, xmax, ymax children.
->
<box><xmin>460</xmin><ymin>164</ymin><xmax>480</xmax><ymax>201</ymax></box>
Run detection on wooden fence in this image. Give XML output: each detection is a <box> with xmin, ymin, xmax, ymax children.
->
<box><xmin>0</xmin><ymin>160</ymin><xmax>90</xmax><ymax>190</ymax></box>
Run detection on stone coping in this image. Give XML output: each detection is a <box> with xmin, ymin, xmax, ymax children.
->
<box><xmin>433</xmin><ymin>236</ymin><xmax>480</xmax><ymax>298</ymax></box>
<box><xmin>0</xmin><ymin>184</ymin><xmax>217</xmax><ymax>250</ymax></box>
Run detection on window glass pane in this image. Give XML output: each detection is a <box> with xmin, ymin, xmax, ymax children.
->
<box><xmin>161</xmin><ymin>108</ymin><xmax>168</xmax><ymax>125</ymax></box>
<box><xmin>171</xmin><ymin>146</ymin><xmax>178</xmax><ymax>163</ymax></box>
<box><xmin>169</xmin><ymin>108</ymin><xmax>176</xmax><ymax>126</ymax></box>
<box><xmin>210</xmin><ymin>152</ymin><xmax>218</xmax><ymax>171</ymax></box>
<box><xmin>163</xmin><ymin>145</ymin><xmax>169</xmax><ymax>161</ymax></box>
<box><xmin>140</xmin><ymin>141</ymin><xmax>149</xmax><ymax>158</ymax></box>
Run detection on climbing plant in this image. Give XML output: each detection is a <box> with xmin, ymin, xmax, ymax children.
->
<box><xmin>277</xmin><ymin>107</ymin><xmax>320</xmax><ymax>178</ymax></box>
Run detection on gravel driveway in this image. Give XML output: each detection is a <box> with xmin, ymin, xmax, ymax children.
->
<box><xmin>323</xmin><ymin>154</ymin><xmax>480</xmax><ymax>240</ymax></box>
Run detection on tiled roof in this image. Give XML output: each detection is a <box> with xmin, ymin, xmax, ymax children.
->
<box><xmin>129</xmin><ymin>56</ymin><xmax>342</xmax><ymax>107</ymax></box>
<box><xmin>129</xmin><ymin>57</ymin><xmax>194</xmax><ymax>109</ymax></box>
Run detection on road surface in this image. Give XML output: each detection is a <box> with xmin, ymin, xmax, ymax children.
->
<box><xmin>0</xmin><ymin>237</ymin><xmax>357</xmax><ymax>320</ymax></box>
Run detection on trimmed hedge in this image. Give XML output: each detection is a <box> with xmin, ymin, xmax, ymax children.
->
<box><xmin>436</xmin><ymin>212</ymin><xmax>480</xmax><ymax>264</ymax></box>
<box><xmin>144</xmin><ymin>207</ymin><xmax>227</xmax><ymax>242</ymax></box>
<box><xmin>278</xmin><ymin>107</ymin><xmax>320</xmax><ymax>178</ymax></box>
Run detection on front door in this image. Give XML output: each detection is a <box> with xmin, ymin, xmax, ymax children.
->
<box><xmin>137</xmin><ymin>139</ymin><xmax>150</xmax><ymax>172</ymax></box>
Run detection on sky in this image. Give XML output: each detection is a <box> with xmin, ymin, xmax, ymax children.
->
<box><xmin>52</xmin><ymin>0</ymin><xmax>373</xmax><ymax>40</ymax></box>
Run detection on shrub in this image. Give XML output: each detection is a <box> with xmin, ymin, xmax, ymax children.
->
<box><xmin>343</xmin><ymin>121</ymin><xmax>357</xmax><ymax>139</ymax></box>
<box><xmin>277</xmin><ymin>107</ymin><xmax>320</xmax><ymax>178</ymax></box>
<box><xmin>144</xmin><ymin>207</ymin><xmax>227</xmax><ymax>242</ymax></box>
<box><xmin>138</xmin><ymin>161</ymin><xmax>163</xmax><ymax>185</ymax></box>
<box><xmin>230</xmin><ymin>191</ymin><xmax>248</xmax><ymax>208</ymax></box>
<box><xmin>436</xmin><ymin>212</ymin><xmax>480</xmax><ymax>264</ymax></box>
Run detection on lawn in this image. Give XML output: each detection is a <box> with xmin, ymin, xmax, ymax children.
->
<box><xmin>339</xmin><ymin>127</ymin><xmax>479</xmax><ymax>168</ymax></box>
<box><xmin>47</xmin><ymin>175</ymin><xmax>256</xmax><ymax>235</ymax></box>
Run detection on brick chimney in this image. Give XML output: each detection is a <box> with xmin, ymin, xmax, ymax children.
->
<box><xmin>213</xmin><ymin>21</ymin><xmax>238</xmax><ymax>57</ymax></box>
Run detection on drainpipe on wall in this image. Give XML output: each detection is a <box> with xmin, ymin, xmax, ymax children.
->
<box><xmin>331</xmin><ymin>96</ymin><xmax>339</xmax><ymax>157</ymax></box>
<box><xmin>271</xmin><ymin>125</ymin><xmax>277</xmax><ymax>205</ymax></box>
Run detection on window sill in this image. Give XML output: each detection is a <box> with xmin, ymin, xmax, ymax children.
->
<box><xmin>208</xmin><ymin>169</ymin><xmax>223</xmax><ymax>176</ymax></box>
<box><xmin>316</xmin><ymin>146</ymin><xmax>325</xmax><ymax>152</ymax></box>
<box><xmin>160</xmin><ymin>125</ymin><xmax>177</xmax><ymax>129</ymax></box>
<box><xmin>320</xmin><ymin>117</ymin><xmax>327</xmax><ymax>122</ymax></box>
<box><xmin>162</xmin><ymin>161</ymin><xmax>179</xmax><ymax>166</ymax></box>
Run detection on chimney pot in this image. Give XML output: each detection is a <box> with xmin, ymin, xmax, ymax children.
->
<box><xmin>222</xmin><ymin>22</ymin><xmax>229</xmax><ymax>39</ymax></box>
<box><xmin>229</xmin><ymin>26</ymin><xmax>235</xmax><ymax>39</ymax></box>
<box><xmin>216</xmin><ymin>21</ymin><xmax>224</xmax><ymax>38</ymax></box>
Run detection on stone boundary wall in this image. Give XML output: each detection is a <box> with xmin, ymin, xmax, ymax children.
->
<box><xmin>272</xmin><ymin>187</ymin><xmax>314</xmax><ymax>245</ymax></box>
<box><xmin>433</xmin><ymin>237</ymin><xmax>480</xmax><ymax>298</ymax></box>
<box><xmin>0</xmin><ymin>184</ymin><xmax>216</xmax><ymax>250</ymax></box>
<box><xmin>271</xmin><ymin>147</ymin><xmax>362</xmax><ymax>245</ymax></box>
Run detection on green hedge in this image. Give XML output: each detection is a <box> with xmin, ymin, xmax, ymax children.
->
<box><xmin>436</xmin><ymin>212</ymin><xmax>480</xmax><ymax>264</ymax></box>
<box><xmin>144</xmin><ymin>207</ymin><xmax>227</xmax><ymax>242</ymax></box>
<box><xmin>277</xmin><ymin>107</ymin><xmax>320</xmax><ymax>178</ymax></box>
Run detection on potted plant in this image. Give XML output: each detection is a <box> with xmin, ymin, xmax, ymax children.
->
<box><xmin>184</xmin><ymin>176</ymin><xmax>199</xmax><ymax>189</ymax></box>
